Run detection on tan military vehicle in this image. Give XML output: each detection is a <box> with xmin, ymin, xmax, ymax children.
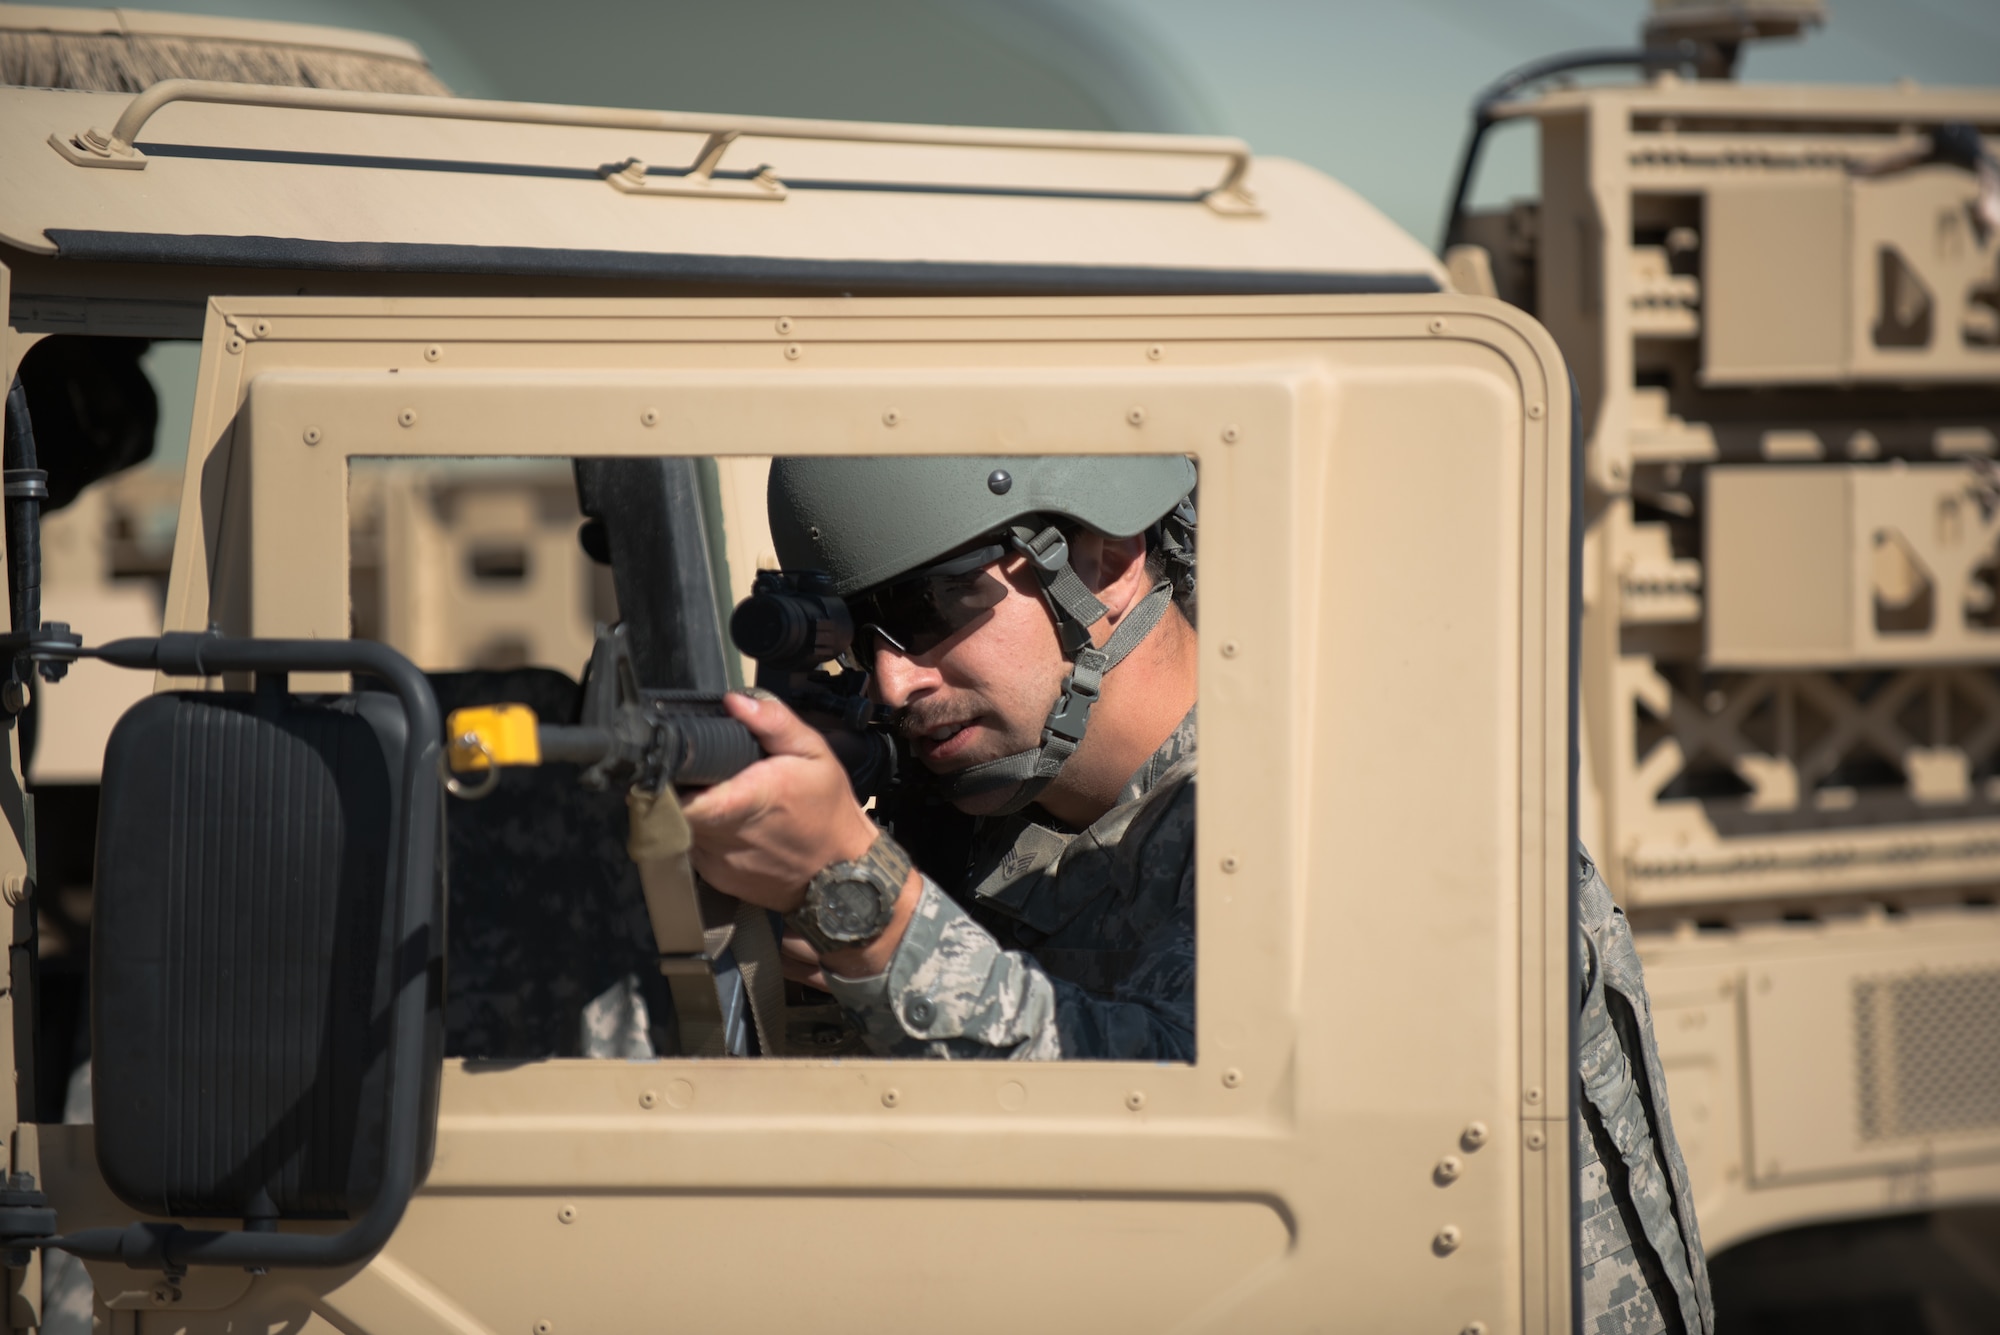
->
<box><xmin>0</xmin><ymin>9</ymin><xmax>1606</xmax><ymax>1331</ymax></box>
<box><xmin>7</xmin><ymin>0</ymin><xmax>1997</xmax><ymax>1326</ymax></box>
<box><xmin>1445</xmin><ymin>0</ymin><xmax>2000</xmax><ymax>1318</ymax></box>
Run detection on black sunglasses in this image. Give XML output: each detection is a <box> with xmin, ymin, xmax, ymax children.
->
<box><xmin>848</xmin><ymin>542</ymin><xmax>1012</xmax><ymax>659</ymax></box>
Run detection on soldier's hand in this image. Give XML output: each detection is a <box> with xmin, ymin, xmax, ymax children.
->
<box><xmin>682</xmin><ymin>691</ymin><xmax>878</xmax><ymax>915</ymax></box>
<box><xmin>778</xmin><ymin>930</ymin><xmax>830</xmax><ymax>991</ymax></box>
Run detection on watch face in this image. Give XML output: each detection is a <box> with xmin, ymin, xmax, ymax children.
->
<box><xmin>814</xmin><ymin>878</ymin><xmax>888</xmax><ymax>943</ymax></box>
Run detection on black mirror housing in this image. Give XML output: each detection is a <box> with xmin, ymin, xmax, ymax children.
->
<box><xmin>92</xmin><ymin>685</ymin><xmax>443</xmax><ymax>1222</ymax></box>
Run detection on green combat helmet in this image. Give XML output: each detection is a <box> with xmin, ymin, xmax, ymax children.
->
<box><xmin>767</xmin><ymin>455</ymin><xmax>1196</xmax><ymax>813</ymax></box>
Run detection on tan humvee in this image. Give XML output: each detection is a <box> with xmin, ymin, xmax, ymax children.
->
<box><xmin>0</xmin><ymin>12</ymin><xmax>1592</xmax><ymax>1335</ymax></box>
<box><xmin>1446</xmin><ymin>0</ymin><xmax>2000</xmax><ymax>1309</ymax></box>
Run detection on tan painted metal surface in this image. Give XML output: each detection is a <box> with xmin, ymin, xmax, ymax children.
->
<box><xmin>23</xmin><ymin>292</ymin><xmax>1573</xmax><ymax>1332</ymax></box>
<box><xmin>0</xmin><ymin>84</ymin><xmax>1440</xmax><ymax>282</ymax></box>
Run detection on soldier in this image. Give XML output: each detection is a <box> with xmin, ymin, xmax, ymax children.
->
<box><xmin>685</xmin><ymin>456</ymin><xmax>1199</xmax><ymax>1059</ymax></box>
<box><xmin>682</xmin><ymin>456</ymin><xmax>1711</xmax><ymax>1333</ymax></box>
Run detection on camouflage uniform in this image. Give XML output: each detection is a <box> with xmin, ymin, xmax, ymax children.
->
<box><xmin>825</xmin><ymin>708</ymin><xmax>1197</xmax><ymax>1059</ymax></box>
<box><xmin>1575</xmin><ymin>847</ymin><xmax>1714</xmax><ymax>1335</ymax></box>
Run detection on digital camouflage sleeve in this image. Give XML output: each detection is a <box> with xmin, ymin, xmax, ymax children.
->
<box><xmin>1575</xmin><ymin>847</ymin><xmax>1715</xmax><ymax>1335</ymax></box>
<box><xmin>824</xmin><ymin>709</ymin><xmax>1197</xmax><ymax>1060</ymax></box>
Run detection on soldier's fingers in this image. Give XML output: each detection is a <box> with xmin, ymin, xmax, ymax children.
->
<box><xmin>680</xmin><ymin>765</ymin><xmax>773</xmax><ymax>828</ymax></box>
<box><xmin>779</xmin><ymin>952</ymin><xmax>826</xmax><ymax>990</ymax></box>
<box><xmin>687</xmin><ymin>846</ymin><xmax>786</xmax><ymax>909</ymax></box>
<box><xmin>722</xmin><ymin>690</ymin><xmax>830</xmax><ymax>762</ymax></box>
<box><xmin>780</xmin><ymin>930</ymin><xmax>831</xmax><ymax>989</ymax></box>
<box><xmin>686</xmin><ymin>844</ymin><xmax>725</xmax><ymax>887</ymax></box>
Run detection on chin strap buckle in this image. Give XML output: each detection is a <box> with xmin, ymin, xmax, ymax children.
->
<box><xmin>1043</xmin><ymin>648</ymin><xmax>1108</xmax><ymax>747</ymax></box>
<box><xmin>1011</xmin><ymin>525</ymin><xmax>1108</xmax><ymax>654</ymax></box>
<box><xmin>1012</xmin><ymin>525</ymin><xmax>1070</xmax><ymax>574</ymax></box>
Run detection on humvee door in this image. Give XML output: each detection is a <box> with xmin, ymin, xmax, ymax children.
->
<box><xmin>52</xmin><ymin>294</ymin><xmax>1574</xmax><ymax>1332</ymax></box>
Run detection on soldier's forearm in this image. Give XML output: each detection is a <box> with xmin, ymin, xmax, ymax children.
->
<box><xmin>823</xmin><ymin>878</ymin><xmax>1061</xmax><ymax>1058</ymax></box>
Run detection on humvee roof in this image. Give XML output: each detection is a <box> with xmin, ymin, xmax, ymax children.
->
<box><xmin>4</xmin><ymin>83</ymin><xmax>1445</xmax><ymax>339</ymax></box>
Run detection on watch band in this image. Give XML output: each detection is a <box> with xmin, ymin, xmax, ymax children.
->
<box><xmin>787</xmin><ymin>829</ymin><xmax>913</xmax><ymax>955</ymax></box>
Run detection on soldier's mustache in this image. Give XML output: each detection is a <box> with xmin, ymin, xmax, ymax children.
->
<box><xmin>892</xmin><ymin>702</ymin><xmax>981</xmax><ymax>739</ymax></box>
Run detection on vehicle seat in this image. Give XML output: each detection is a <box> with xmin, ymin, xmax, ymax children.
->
<box><xmin>423</xmin><ymin>667</ymin><xmax>682</xmax><ymax>1059</ymax></box>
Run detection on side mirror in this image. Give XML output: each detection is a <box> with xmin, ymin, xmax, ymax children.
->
<box><xmin>52</xmin><ymin>635</ymin><xmax>442</xmax><ymax>1272</ymax></box>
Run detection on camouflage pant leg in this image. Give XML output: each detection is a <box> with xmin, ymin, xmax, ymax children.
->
<box><xmin>1575</xmin><ymin>1104</ymin><xmax>1674</xmax><ymax>1335</ymax></box>
<box><xmin>1574</xmin><ymin>847</ymin><xmax>1712</xmax><ymax>1334</ymax></box>
<box><xmin>579</xmin><ymin>973</ymin><xmax>656</xmax><ymax>1059</ymax></box>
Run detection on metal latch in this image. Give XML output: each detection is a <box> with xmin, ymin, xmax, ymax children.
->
<box><xmin>604</xmin><ymin>131</ymin><xmax>787</xmax><ymax>199</ymax></box>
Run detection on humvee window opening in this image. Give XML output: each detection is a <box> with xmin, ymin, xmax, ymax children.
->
<box><xmin>343</xmin><ymin>453</ymin><xmax>1196</xmax><ymax>1065</ymax></box>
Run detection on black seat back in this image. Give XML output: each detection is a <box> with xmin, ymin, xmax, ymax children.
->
<box><xmin>424</xmin><ymin>668</ymin><xmax>681</xmax><ymax>1059</ymax></box>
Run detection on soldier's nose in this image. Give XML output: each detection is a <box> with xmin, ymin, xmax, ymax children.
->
<box><xmin>869</xmin><ymin>642</ymin><xmax>932</xmax><ymax>709</ymax></box>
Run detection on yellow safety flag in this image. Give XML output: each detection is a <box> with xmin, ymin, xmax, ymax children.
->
<box><xmin>445</xmin><ymin>704</ymin><xmax>542</xmax><ymax>771</ymax></box>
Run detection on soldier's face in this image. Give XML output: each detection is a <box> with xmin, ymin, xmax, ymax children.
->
<box><xmin>867</xmin><ymin>553</ymin><xmax>1069</xmax><ymax>814</ymax></box>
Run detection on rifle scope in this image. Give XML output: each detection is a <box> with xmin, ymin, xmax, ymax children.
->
<box><xmin>729</xmin><ymin>571</ymin><xmax>853</xmax><ymax>668</ymax></box>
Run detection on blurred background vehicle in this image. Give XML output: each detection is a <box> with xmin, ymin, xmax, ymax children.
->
<box><xmin>1443</xmin><ymin>4</ymin><xmax>2000</xmax><ymax>1330</ymax></box>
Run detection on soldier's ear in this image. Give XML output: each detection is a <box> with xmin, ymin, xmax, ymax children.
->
<box><xmin>1078</xmin><ymin>532</ymin><xmax>1150</xmax><ymax>612</ymax></box>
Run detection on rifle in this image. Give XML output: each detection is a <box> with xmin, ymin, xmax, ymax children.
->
<box><xmin>443</xmin><ymin>572</ymin><xmax>897</xmax><ymax>799</ymax></box>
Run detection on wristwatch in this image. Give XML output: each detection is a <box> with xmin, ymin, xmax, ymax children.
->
<box><xmin>786</xmin><ymin>829</ymin><xmax>913</xmax><ymax>956</ymax></box>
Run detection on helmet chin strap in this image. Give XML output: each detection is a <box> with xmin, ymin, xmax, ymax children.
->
<box><xmin>939</xmin><ymin>524</ymin><xmax>1175</xmax><ymax>817</ymax></box>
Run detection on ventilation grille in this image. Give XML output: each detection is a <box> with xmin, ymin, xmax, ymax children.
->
<box><xmin>1855</xmin><ymin>967</ymin><xmax>2000</xmax><ymax>1142</ymax></box>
